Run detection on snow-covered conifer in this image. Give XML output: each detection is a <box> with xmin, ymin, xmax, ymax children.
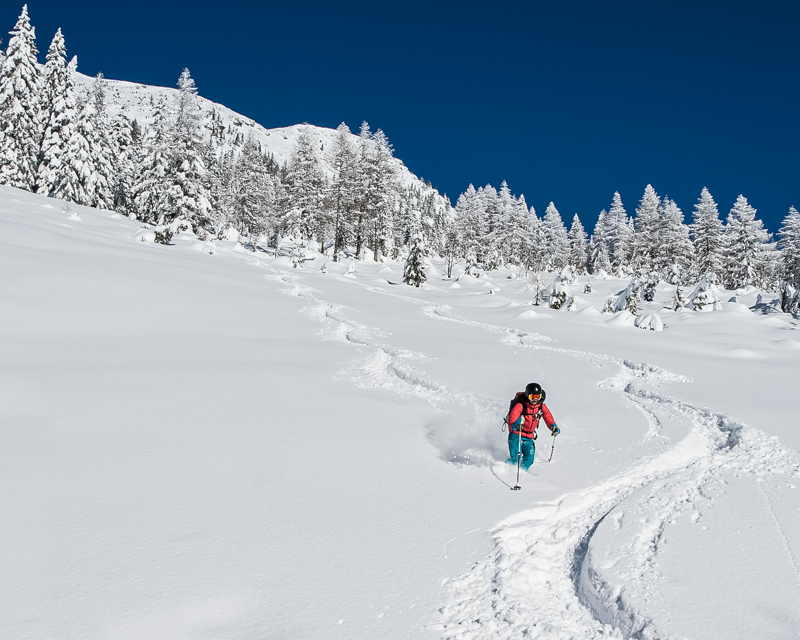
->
<box><xmin>361</xmin><ymin>126</ymin><xmax>398</xmax><ymax>260</ymax></box>
<box><xmin>284</xmin><ymin>126</ymin><xmax>325</xmax><ymax>241</ymax></box>
<box><xmin>403</xmin><ymin>233</ymin><xmax>427</xmax><ymax>287</ymax></box>
<box><xmin>162</xmin><ymin>69</ymin><xmax>211</xmax><ymax>227</ymax></box>
<box><xmin>607</xmin><ymin>191</ymin><xmax>632</xmax><ymax>270</ymax></box>
<box><xmin>567</xmin><ymin>213</ymin><xmax>588</xmax><ymax>272</ymax></box>
<box><xmin>688</xmin><ymin>272</ymin><xmax>723</xmax><ymax>311</ymax></box>
<box><xmin>0</xmin><ymin>5</ymin><xmax>41</xmax><ymax>190</ymax></box>
<box><xmin>588</xmin><ymin>210</ymin><xmax>612</xmax><ymax>275</ymax></box>
<box><xmin>722</xmin><ymin>195</ymin><xmax>773</xmax><ymax>289</ymax></box>
<box><xmin>690</xmin><ymin>187</ymin><xmax>724</xmax><ymax>278</ymax></box>
<box><xmin>778</xmin><ymin>206</ymin><xmax>800</xmax><ymax>288</ymax></box>
<box><xmin>36</xmin><ymin>30</ymin><xmax>76</xmax><ymax>196</ymax></box>
<box><xmin>657</xmin><ymin>198</ymin><xmax>693</xmax><ymax>283</ymax></box>
<box><xmin>632</xmin><ymin>185</ymin><xmax>661</xmax><ymax>272</ymax></box>
<box><xmin>543</xmin><ymin>202</ymin><xmax>569</xmax><ymax>270</ymax></box>
<box><xmin>329</xmin><ymin>123</ymin><xmax>361</xmax><ymax>259</ymax></box>
<box><xmin>131</xmin><ymin>96</ymin><xmax>170</xmax><ymax>223</ymax></box>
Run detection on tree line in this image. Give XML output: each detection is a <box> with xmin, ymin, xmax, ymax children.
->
<box><xmin>1</xmin><ymin>6</ymin><xmax>799</xmax><ymax>312</ymax></box>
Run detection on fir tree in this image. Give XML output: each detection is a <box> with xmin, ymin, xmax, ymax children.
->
<box><xmin>607</xmin><ymin>191</ymin><xmax>632</xmax><ymax>269</ymax></box>
<box><xmin>403</xmin><ymin>233</ymin><xmax>427</xmax><ymax>287</ymax></box>
<box><xmin>567</xmin><ymin>213</ymin><xmax>588</xmax><ymax>272</ymax></box>
<box><xmin>778</xmin><ymin>206</ymin><xmax>800</xmax><ymax>288</ymax></box>
<box><xmin>588</xmin><ymin>210</ymin><xmax>612</xmax><ymax>275</ymax></box>
<box><xmin>162</xmin><ymin>69</ymin><xmax>211</xmax><ymax>227</ymax></box>
<box><xmin>722</xmin><ymin>195</ymin><xmax>772</xmax><ymax>289</ymax></box>
<box><xmin>36</xmin><ymin>30</ymin><xmax>76</xmax><ymax>196</ymax></box>
<box><xmin>543</xmin><ymin>201</ymin><xmax>569</xmax><ymax>270</ymax></box>
<box><xmin>284</xmin><ymin>125</ymin><xmax>325</xmax><ymax>240</ymax></box>
<box><xmin>329</xmin><ymin>123</ymin><xmax>361</xmax><ymax>259</ymax></box>
<box><xmin>131</xmin><ymin>96</ymin><xmax>170</xmax><ymax>223</ymax></box>
<box><xmin>0</xmin><ymin>5</ymin><xmax>41</xmax><ymax>190</ymax></box>
<box><xmin>657</xmin><ymin>198</ymin><xmax>693</xmax><ymax>283</ymax></box>
<box><xmin>633</xmin><ymin>184</ymin><xmax>661</xmax><ymax>272</ymax></box>
<box><xmin>690</xmin><ymin>187</ymin><xmax>724</xmax><ymax>277</ymax></box>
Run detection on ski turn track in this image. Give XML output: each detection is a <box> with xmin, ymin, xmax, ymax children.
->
<box><xmin>425</xmin><ymin>305</ymin><xmax>800</xmax><ymax>640</ymax></box>
<box><xmin>252</xmin><ymin>262</ymin><xmax>800</xmax><ymax>640</ymax></box>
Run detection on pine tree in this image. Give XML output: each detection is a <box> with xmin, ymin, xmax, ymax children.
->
<box><xmin>588</xmin><ymin>210</ymin><xmax>612</xmax><ymax>275</ymax></box>
<box><xmin>656</xmin><ymin>198</ymin><xmax>693</xmax><ymax>283</ymax></box>
<box><xmin>36</xmin><ymin>30</ymin><xmax>76</xmax><ymax>196</ymax></box>
<box><xmin>403</xmin><ymin>233</ymin><xmax>427</xmax><ymax>287</ymax></box>
<box><xmin>722</xmin><ymin>195</ymin><xmax>772</xmax><ymax>289</ymax></box>
<box><xmin>632</xmin><ymin>184</ymin><xmax>661</xmax><ymax>272</ymax></box>
<box><xmin>361</xmin><ymin>126</ymin><xmax>398</xmax><ymax>261</ymax></box>
<box><xmin>607</xmin><ymin>191</ymin><xmax>632</xmax><ymax>270</ymax></box>
<box><xmin>543</xmin><ymin>202</ymin><xmax>569</xmax><ymax>270</ymax></box>
<box><xmin>691</xmin><ymin>187</ymin><xmax>724</xmax><ymax>277</ymax></box>
<box><xmin>162</xmin><ymin>69</ymin><xmax>211</xmax><ymax>227</ymax></box>
<box><xmin>131</xmin><ymin>96</ymin><xmax>171</xmax><ymax>223</ymax></box>
<box><xmin>284</xmin><ymin>125</ymin><xmax>325</xmax><ymax>240</ymax></box>
<box><xmin>779</xmin><ymin>206</ymin><xmax>800</xmax><ymax>288</ymax></box>
<box><xmin>0</xmin><ymin>5</ymin><xmax>41</xmax><ymax>190</ymax></box>
<box><xmin>567</xmin><ymin>213</ymin><xmax>588</xmax><ymax>272</ymax></box>
<box><xmin>329</xmin><ymin>123</ymin><xmax>361</xmax><ymax>259</ymax></box>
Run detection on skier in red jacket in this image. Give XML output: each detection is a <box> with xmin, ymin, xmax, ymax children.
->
<box><xmin>507</xmin><ymin>382</ymin><xmax>559</xmax><ymax>470</ymax></box>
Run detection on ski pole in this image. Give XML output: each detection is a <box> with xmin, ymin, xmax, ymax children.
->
<box><xmin>548</xmin><ymin>432</ymin><xmax>556</xmax><ymax>462</ymax></box>
<box><xmin>512</xmin><ymin>430</ymin><xmax>522</xmax><ymax>491</ymax></box>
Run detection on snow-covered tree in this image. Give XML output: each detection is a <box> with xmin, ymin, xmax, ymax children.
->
<box><xmin>607</xmin><ymin>191</ymin><xmax>632</xmax><ymax>270</ymax></box>
<box><xmin>131</xmin><ymin>96</ymin><xmax>170</xmax><ymax>223</ymax></box>
<box><xmin>284</xmin><ymin>126</ymin><xmax>325</xmax><ymax>241</ymax></box>
<box><xmin>0</xmin><ymin>5</ymin><xmax>41</xmax><ymax>190</ymax></box>
<box><xmin>567</xmin><ymin>213</ymin><xmax>588</xmax><ymax>272</ymax></box>
<box><xmin>328</xmin><ymin>123</ymin><xmax>361</xmax><ymax>259</ymax></box>
<box><xmin>403</xmin><ymin>233</ymin><xmax>427</xmax><ymax>287</ymax></box>
<box><xmin>722</xmin><ymin>195</ymin><xmax>773</xmax><ymax>289</ymax></box>
<box><xmin>588</xmin><ymin>210</ymin><xmax>612</xmax><ymax>275</ymax></box>
<box><xmin>778</xmin><ymin>206</ymin><xmax>800</xmax><ymax>288</ymax></box>
<box><xmin>161</xmin><ymin>69</ymin><xmax>211</xmax><ymax>227</ymax></box>
<box><xmin>690</xmin><ymin>187</ymin><xmax>724</xmax><ymax>278</ymax></box>
<box><xmin>361</xmin><ymin>125</ymin><xmax>398</xmax><ymax>261</ymax></box>
<box><xmin>36</xmin><ymin>29</ymin><xmax>76</xmax><ymax>196</ymax></box>
<box><xmin>656</xmin><ymin>198</ymin><xmax>693</xmax><ymax>283</ymax></box>
<box><xmin>688</xmin><ymin>272</ymin><xmax>723</xmax><ymax>311</ymax></box>
<box><xmin>543</xmin><ymin>201</ymin><xmax>569</xmax><ymax>270</ymax></box>
<box><xmin>632</xmin><ymin>184</ymin><xmax>661</xmax><ymax>272</ymax></box>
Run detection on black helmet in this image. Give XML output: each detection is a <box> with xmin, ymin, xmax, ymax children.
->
<box><xmin>524</xmin><ymin>382</ymin><xmax>545</xmax><ymax>402</ymax></box>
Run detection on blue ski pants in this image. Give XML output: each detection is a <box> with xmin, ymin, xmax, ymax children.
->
<box><xmin>507</xmin><ymin>432</ymin><xmax>535</xmax><ymax>470</ymax></box>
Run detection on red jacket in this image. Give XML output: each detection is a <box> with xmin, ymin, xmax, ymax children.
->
<box><xmin>508</xmin><ymin>393</ymin><xmax>555</xmax><ymax>439</ymax></box>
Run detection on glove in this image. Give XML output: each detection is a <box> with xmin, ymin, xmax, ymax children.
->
<box><xmin>550</xmin><ymin>424</ymin><xmax>560</xmax><ymax>436</ymax></box>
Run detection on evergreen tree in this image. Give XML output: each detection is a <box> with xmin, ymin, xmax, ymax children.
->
<box><xmin>403</xmin><ymin>233</ymin><xmax>427</xmax><ymax>287</ymax></box>
<box><xmin>656</xmin><ymin>198</ymin><xmax>693</xmax><ymax>283</ymax></box>
<box><xmin>36</xmin><ymin>30</ymin><xmax>76</xmax><ymax>196</ymax></box>
<box><xmin>284</xmin><ymin>125</ymin><xmax>325</xmax><ymax>240</ymax></box>
<box><xmin>722</xmin><ymin>195</ymin><xmax>772</xmax><ymax>288</ymax></box>
<box><xmin>690</xmin><ymin>187</ymin><xmax>724</xmax><ymax>277</ymax></box>
<box><xmin>131</xmin><ymin>96</ymin><xmax>170</xmax><ymax>223</ymax></box>
<box><xmin>361</xmin><ymin>125</ymin><xmax>398</xmax><ymax>260</ymax></box>
<box><xmin>567</xmin><ymin>213</ymin><xmax>588</xmax><ymax>272</ymax></box>
<box><xmin>588</xmin><ymin>210</ymin><xmax>612</xmax><ymax>274</ymax></box>
<box><xmin>779</xmin><ymin>206</ymin><xmax>800</xmax><ymax>288</ymax></box>
<box><xmin>162</xmin><ymin>68</ymin><xmax>211</xmax><ymax>227</ymax></box>
<box><xmin>632</xmin><ymin>184</ymin><xmax>661</xmax><ymax>272</ymax></box>
<box><xmin>607</xmin><ymin>191</ymin><xmax>632</xmax><ymax>270</ymax></box>
<box><xmin>0</xmin><ymin>5</ymin><xmax>41</xmax><ymax>190</ymax></box>
<box><xmin>329</xmin><ymin>122</ymin><xmax>361</xmax><ymax>259</ymax></box>
<box><xmin>543</xmin><ymin>201</ymin><xmax>569</xmax><ymax>270</ymax></box>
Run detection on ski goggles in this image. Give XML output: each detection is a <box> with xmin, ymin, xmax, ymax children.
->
<box><xmin>528</xmin><ymin>393</ymin><xmax>542</xmax><ymax>402</ymax></box>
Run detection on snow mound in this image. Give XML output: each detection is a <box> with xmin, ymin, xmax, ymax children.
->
<box><xmin>605</xmin><ymin>311</ymin><xmax>636</xmax><ymax>327</ymax></box>
<box><xmin>634</xmin><ymin>313</ymin><xmax>664</xmax><ymax>331</ymax></box>
<box><xmin>728</xmin><ymin>348</ymin><xmax>761</xmax><ymax>359</ymax></box>
<box><xmin>775</xmin><ymin>339</ymin><xmax>800</xmax><ymax>351</ymax></box>
<box><xmin>722</xmin><ymin>301</ymin><xmax>752</xmax><ymax>314</ymax></box>
<box><xmin>578</xmin><ymin>306</ymin><xmax>601</xmax><ymax>316</ymax></box>
<box><xmin>514</xmin><ymin>309</ymin><xmax>538</xmax><ymax>319</ymax></box>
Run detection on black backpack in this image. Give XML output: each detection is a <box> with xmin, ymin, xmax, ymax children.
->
<box><xmin>502</xmin><ymin>388</ymin><xmax>546</xmax><ymax>431</ymax></box>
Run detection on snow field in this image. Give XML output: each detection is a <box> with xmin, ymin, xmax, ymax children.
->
<box><xmin>3</xmin><ymin>185</ymin><xmax>800</xmax><ymax>639</ymax></box>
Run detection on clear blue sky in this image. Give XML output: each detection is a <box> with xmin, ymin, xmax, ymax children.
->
<box><xmin>9</xmin><ymin>0</ymin><xmax>799</xmax><ymax>233</ymax></box>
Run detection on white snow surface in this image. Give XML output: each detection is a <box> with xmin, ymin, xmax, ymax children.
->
<box><xmin>2</xmin><ymin>185</ymin><xmax>800</xmax><ymax>639</ymax></box>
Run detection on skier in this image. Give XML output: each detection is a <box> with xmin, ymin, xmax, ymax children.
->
<box><xmin>507</xmin><ymin>382</ymin><xmax>559</xmax><ymax>470</ymax></box>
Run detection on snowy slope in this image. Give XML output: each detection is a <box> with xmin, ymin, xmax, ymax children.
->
<box><xmin>2</xmin><ymin>185</ymin><xmax>800</xmax><ymax>639</ymax></box>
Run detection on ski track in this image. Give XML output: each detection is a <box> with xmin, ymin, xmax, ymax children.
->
<box><xmin>247</xmin><ymin>257</ymin><xmax>800</xmax><ymax>640</ymax></box>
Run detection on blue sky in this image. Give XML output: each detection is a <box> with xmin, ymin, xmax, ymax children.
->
<box><xmin>10</xmin><ymin>0</ymin><xmax>799</xmax><ymax>233</ymax></box>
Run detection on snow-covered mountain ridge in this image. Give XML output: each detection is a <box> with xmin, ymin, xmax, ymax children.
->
<box><xmin>74</xmin><ymin>72</ymin><xmax>448</xmax><ymax>200</ymax></box>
